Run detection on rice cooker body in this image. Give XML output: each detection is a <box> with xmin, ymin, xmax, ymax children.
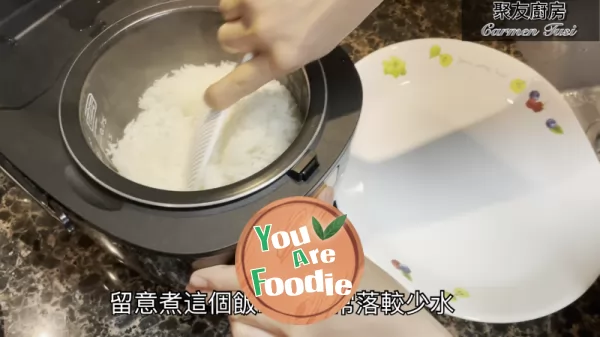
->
<box><xmin>59</xmin><ymin>1</ymin><xmax>328</xmax><ymax>209</ymax></box>
<box><xmin>50</xmin><ymin>0</ymin><xmax>363</xmax><ymax>257</ymax></box>
<box><xmin>53</xmin><ymin>47</ymin><xmax>361</xmax><ymax>258</ymax></box>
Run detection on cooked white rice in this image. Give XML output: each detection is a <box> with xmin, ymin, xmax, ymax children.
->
<box><xmin>108</xmin><ymin>62</ymin><xmax>301</xmax><ymax>191</ymax></box>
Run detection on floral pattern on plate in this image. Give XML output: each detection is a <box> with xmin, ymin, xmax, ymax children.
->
<box><xmin>382</xmin><ymin>56</ymin><xmax>407</xmax><ymax>78</ymax></box>
<box><xmin>429</xmin><ymin>44</ymin><xmax>453</xmax><ymax>67</ymax></box>
<box><xmin>510</xmin><ymin>78</ymin><xmax>527</xmax><ymax>94</ymax></box>
<box><xmin>391</xmin><ymin>259</ymin><xmax>412</xmax><ymax>281</ymax></box>
<box><xmin>443</xmin><ymin>287</ymin><xmax>470</xmax><ymax>302</ymax></box>
<box><xmin>546</xmin><ymin>118</ymin><xmax>564</xmax><ymax>134</ymax></box>
<box><xmin>526</xmin><ymin>90</ymin><xmax>544</xmax><ymax>113</ymax></box>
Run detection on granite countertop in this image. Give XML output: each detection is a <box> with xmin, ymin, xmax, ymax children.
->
<box><xmin>1</xmin><ymin>0</ymin><xmax>600</xmax><ymax>336</ymax></box>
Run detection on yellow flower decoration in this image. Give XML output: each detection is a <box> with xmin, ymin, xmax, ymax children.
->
<box><xmin>439</xmin><ymin>54</ymin><xmax>453</xmax><ymax>68</ymax></box>
<box><xmin>430</xmin><ymin>45</ymin><xmax>442</xmax><ymax>58</ymax></box>
<box><xmin>510</xmin><ymin>78</ymin><xmax>527</xmax><ymax>94</ymax></box>
<box><xmin>383</xmin><ymin>56</ymin><xmax>407</xmax><ymax>78</ymax></box>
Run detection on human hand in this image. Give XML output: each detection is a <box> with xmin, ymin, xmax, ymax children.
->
<box><xmin>187</xmin><ymin>265</ymin><xmax>310</xmax><ymax>337</ymax></box>
<box><xmin>204</xmin><ymin>0</ymin><xmax>383</xmax><ymax>110</ymax></box>
<box><xmin>187</xmin><ymin>262</ymin><xmax>453</xmax><ymax>337</ymax></box>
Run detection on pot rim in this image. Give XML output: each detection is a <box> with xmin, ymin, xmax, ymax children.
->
<box><xmin>58</xmin><ymin>0</ymin><xmax>327</xmax><ymax>209</ymax></box>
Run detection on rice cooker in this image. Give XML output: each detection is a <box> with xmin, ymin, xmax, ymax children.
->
<box><xmin>0</xmin><ymin>0</ymin><xmax>361</xmax><ymax>287</ymax></box>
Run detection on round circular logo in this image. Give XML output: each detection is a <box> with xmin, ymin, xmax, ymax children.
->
<box><xmin>235</xmin><ymin>196</ymin><xmax>364</xmax><ymax>325</ymax></box>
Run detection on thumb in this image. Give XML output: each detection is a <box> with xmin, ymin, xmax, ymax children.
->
<box><xmin>204</xmin><ymin>54</ymin><xmax>276</xmax><ymax>110</ymax></box>
<box><xmin>188</xmin><ymin>264</ymin><xmax>240</xmax><ymax>291</ymax></box>
<box><xmin>187</xmin><ymin>265</ymin><xmax>289</xmax><ymax>335</ymax></box>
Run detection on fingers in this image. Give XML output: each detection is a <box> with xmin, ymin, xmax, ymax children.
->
<box><xmin>229</xmin><ymin>317</ymin><xmax>279</xmax><ymax>337</ymax></box>
<box><xmin>230</xmin><ymin>313</ymin><xmax>291</xmax><ymax>336</ymax></box>
<box><xmin>187</xmin><ymin>265</ymin><xmax>292</xmax><ymax>336</ymax></box>
<box><xmin>219</xmin><ymin>0</ymin><xmax>244</xmax><ymax>21</ymax></box>
<box><xmin>217</xmin><ymin>20</ymin><xmax>256</xmax><ymax>54</ymax></box>
<box><xmin>204</xmin><ymin>54</ymin><xmax>276</xmax><ymax>110</ymax></box>
<box><xmin>189</xmin><ymin>264</ymin><xmax>241</xmax><ymax>291</ymax></box>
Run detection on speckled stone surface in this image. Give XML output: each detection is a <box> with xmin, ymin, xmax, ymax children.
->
<box><xmin>1</xmin><ymin>0</ymin><xmax>600</xmax><ymax>336</ymax></box>
<box><xmin>340</xmin><ymin>0</ymin><xmax>524</xmax><ymax>62</ymax></box>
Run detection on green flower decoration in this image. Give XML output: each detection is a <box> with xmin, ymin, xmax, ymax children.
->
<box><xmin>439</xmin><ymin>54</ymin><xmax>453</xmax><ymax>68</ymax></box>
<box><xmin>550</xmin><ymin>126</ymin><xmax>564</xmax><ymax>134</ymax></box>
<box><xmin>443</xmin><ymin>290</ymin><xmax>457</xmax><ymax>302</ymax></box>
<box><xmin>454</xmin><ymin>287</ymin><xmax>470</xmax><ymax>298</ymax></box>
<box><xmin>402</xmin><ymin>272</ymin><xmax>412</xmax><ymax>281</ymax></box>
<box><xmin>383</xmin><ymin>56</ymin><xmax>407</xmax><ymax>78</ymax></box>
<box><xmin>430</xmin><ymin>45</ymin><xmax>442</xmax><ymax>58</ymax></box>
<box><xmin>546</xmin><ymin>119</ymin><xmax>563</xmax><ymax>135</ymax></box>
<box><xmin>444</xmin><ymin>288</ymin><xmax>469</xmax><ymax>302</ymax></box>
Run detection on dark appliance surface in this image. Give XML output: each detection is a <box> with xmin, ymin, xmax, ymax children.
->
<box><xmin>0</xmin><ymin>0</ymin><xmax>363</xmax><ymax>288</ymax></box>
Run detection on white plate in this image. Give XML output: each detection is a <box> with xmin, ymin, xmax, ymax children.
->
<box><xmin>335</xmin><ymin>38</ymin><xmax>600</xmax><ymax>323</ymax></box>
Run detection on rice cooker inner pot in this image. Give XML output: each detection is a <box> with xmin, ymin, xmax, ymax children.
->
<box><xmin>59</xmin><ymin>1</ymin><xmax>328</xmax><ymax>208</ymax></box>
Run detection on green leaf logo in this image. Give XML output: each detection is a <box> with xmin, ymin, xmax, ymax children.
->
<box><xmin>312</xmin><ymin>215</ymin><xmax>348</xmax><ymax>240</ymax></box>
<box><xmin>312</xmin><ymin>217</ymin><xmax>325</xmax><ymax>240</ymax></box>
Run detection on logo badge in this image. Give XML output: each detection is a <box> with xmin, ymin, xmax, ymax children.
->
<box><xmin>235</xmin><ymin>196</ymin><xmax>364</xmax><ymax>324</ymax></box>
